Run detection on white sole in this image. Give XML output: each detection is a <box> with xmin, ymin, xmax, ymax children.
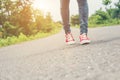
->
<box><xmin>80</xmin><ymin>40</ymin><xmax>90</xmax><ymax>45</ymax></box>
<box><xmin>66</xmin><ymin>41</ymin><xmax>75</xmax><ymax>45</ymax></box>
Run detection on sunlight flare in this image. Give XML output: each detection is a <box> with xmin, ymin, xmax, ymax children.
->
<box><xmin>32</xmin><ymin>0</ymin><xmax>48</xmax><ymax>11</ymax></box>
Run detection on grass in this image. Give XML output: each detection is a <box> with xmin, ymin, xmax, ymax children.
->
<box><xmin>72</xmin><ymin>23</ymin><xmax>120</xmax><ymax>28</ymax></box>
<box><xmin>0</xmin><ymin>27</ymin><xmax>62</xmax><ymax>48</ymax></box>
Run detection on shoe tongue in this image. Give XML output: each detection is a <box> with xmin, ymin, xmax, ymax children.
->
<box><xmin>83</xmin><ymin>34</ymin><xmax>86</xmax><ymax>37</ymax></box>
<box><xmin>81</xmin><ymin>34</ymin><xmax>87</xmax><ymax>39</ymax></box>
<box><xmin>82</xmin><ymin>33</ymin><xmax>86</xmax><ymax>35</ymax></box>
<box><xmin>66</xmin><ymin>34</ymin><xmax>71</xmax><ymax>38</ymax></box>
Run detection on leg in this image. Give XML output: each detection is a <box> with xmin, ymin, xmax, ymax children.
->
<box><xmin>77</xmin><ymin>0</ymin><xmax>88</xmax><ymax>35</ymax></box>
<box><xmin>77</xmin><ymin>0</ymin><xmax>90</xmax><ymax>44</ymax></box>
<box><xmin>60</xmin><ymin>0</ymin><xmax>71</xmax><ymax>34</ymax></box>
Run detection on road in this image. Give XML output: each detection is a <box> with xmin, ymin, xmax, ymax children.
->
<box><xmin>0</xmin><ymin>25</ymin><xmax>120</xmax><ymax>80</ymax></box>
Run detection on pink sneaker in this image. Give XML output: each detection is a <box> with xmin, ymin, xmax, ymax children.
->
<box><xmin>79</xmin><ymin>33</ymin><xmax>90</xmax><ymax>45</ymax></box>
<box><xmin>65</xmin><ymin>33</ymin><xmax>75</xmax><ymax>44</ymax></box>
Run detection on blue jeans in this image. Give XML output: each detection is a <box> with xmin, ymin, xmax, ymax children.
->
<box><xmin>60</xmin><ymin>0</ymin><xmax>88</xmax><ymax>34</ymax></box>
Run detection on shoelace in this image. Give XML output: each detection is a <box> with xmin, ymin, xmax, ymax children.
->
<box><xmin>66</xmin><ymin>34</ymin><xmax>73</xmax><ymax>40</ymax></box>
<box><xmin>80</xmin><ymin>34</ymin><xmax>88</xmax><ymax>40</ymax></box>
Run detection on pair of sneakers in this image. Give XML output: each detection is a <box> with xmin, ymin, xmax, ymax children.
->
<box><xmin>65</xmin><ymin>32</ymin><xmax>90</xmax><ymax>45</ymax></box>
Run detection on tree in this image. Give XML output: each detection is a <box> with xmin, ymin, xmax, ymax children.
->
<box><xmin>32</xmin><ymin>9</ymin><xmax>45</xmax><ymax>33</ymax></box>
<box><xmin>89</xmin><ymin>9</ymin><xmax>110</xmax><ymax>24</ymax></box>
<box><xmin>43</xmin><ymin>12</ymin><xmax>53</xmax><ymax>32</ymax></box>
<box><xmin>102</xmin><ymin>0</ymin><xmax>112</xmax><ymax>17</ymax></box>
<box><xmin>0</xmin><ymin>0</ymin><xmax>61</xmax><ymax>38</ymax></box>
<box><xmin>45</xmin><ymin>12</ymin><xmax>53</xmax><ymax>23</ymax></box>
<box><xmin>71</xmin><ymin>15</ymin><xmax>80</xmax><ymax>26</ymax></box>
<box><xmin>113</xmin><ymin>0</ymin><xmax>120</xmax><ymax>18</ymax></box>
<box><xmin>2</xmin><ymin>21</ymin><xmax>18</xmax><ymax>38</ymax></box>
<box><xmin>102</xmin><ymin>0</ymin><xmax>111</xmax><ymax>6</ymax></box>
<box><xmin>0</xmin><ymin>0</ymin><xmax>33</xmax><ymax>37</ymax></box>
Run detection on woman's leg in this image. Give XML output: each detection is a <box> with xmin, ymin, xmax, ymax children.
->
<box><xmin>60</xmin><ymin>0</ymin><xmax>71</xmax><ymax>34</ymax></box>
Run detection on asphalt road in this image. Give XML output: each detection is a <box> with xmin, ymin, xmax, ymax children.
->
<box><xmin>0</xmin><ymin>25</ymin><xmax>120</xmax><ymax>80</ymax></box>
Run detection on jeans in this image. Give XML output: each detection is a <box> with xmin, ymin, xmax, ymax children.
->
<box><xmin>60</xmin><ymin>0</ymin><xmax>88</xmax><ymax>34</ymax></box>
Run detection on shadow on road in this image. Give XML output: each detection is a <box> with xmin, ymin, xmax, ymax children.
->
<box><xmin>25</xmin><ymin>37</ymin><xmax>120</xmax><ymax>58</ymax></box>
<box><xmin>91</xmin><ymin>37</ymin><xmax>120</xmax><ymax>45</ymax></box>
<box><xmin>60</xmin><ymin>36</ymin><xmax>120</xmax><ymax>51</ymax></box>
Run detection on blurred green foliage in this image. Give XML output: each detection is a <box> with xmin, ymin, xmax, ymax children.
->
<box><xmin>0</xmin><ymin>0</ymin><xmax>62</xmax><ymax>47</ymax></box>
<box><xmin>71</xmin><ymin>0</ymin><xmax>120</xmax><ymax>27</ymax></box>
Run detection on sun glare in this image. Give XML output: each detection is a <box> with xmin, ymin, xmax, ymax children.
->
<box><xmin>32</xmin><ymin>0</ymin><xmax>48</xmax><ymax>11</ymax></box>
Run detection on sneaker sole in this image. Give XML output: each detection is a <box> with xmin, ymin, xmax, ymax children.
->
<box><xmin>66</xmin><ymin>41</ymin><xmax>75</xmax><ymax>45</ymax></box>
<box><xmin>80</xmin><ymin>40</ymin><xmax>90</xmax><ymax>45</ymax></box>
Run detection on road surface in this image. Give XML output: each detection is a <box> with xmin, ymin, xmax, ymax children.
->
<box><xmin>0</xmin><ymin>25</ymin><xmax>120</xmax><ymax>80</ymax></box>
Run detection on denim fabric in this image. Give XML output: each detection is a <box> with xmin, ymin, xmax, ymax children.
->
<box><xmin>60</xmin><ymin>0</ymin><xmax>88</xmax><ymax>34</ymax></box>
